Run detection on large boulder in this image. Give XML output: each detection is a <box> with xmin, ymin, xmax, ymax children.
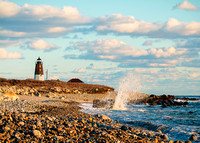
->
<box><xmin>0</xmin><ymin>92</ymin><xmax>19</xmax><ymax>101</ymax></box>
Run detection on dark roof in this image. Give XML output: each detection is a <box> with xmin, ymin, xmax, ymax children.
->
<box><xmin>68</xmin><ymin>78</ymin><xmax>84</xmax><ymax>83</ymax></box>
<box><xmin>37</xmin><ymin>57</ymin><xmax>41</xmax><ymax>60</ymax></box>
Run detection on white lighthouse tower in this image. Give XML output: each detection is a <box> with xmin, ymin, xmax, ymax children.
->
<box><xmin>34</xmin><ymin>57</ymin><xmax>44</xmax><ymax>81</ymax></box>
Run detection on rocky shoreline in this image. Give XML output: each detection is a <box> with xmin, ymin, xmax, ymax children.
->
<box><xmin>0</xmin><ymin>97</ymin><xmax>176</xmax><ymax>143</ymax></box>
<box><xmin>0</xmin><ymin>79</ymin><xmax>198</xmax><ymax>142</ymax></box>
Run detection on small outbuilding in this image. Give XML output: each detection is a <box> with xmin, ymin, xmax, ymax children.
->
<box><xmin>68</xmin><ymin>78</ymin><xmax>84</xmax><ymax>83</ymax></box>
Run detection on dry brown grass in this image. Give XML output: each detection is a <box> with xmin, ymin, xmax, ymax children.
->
<box><xmin>0</xmin><ymin>78</ymin><xmax>114</xmax><ymax>94</ymax></box>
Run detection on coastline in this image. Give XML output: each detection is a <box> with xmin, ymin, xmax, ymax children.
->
<box><xmin>0</xmin><ymin>94</ymin><xmax>175</xmax><ymax>143</ymax></box>
<box><xmin>0</xmin><ymin>80</ymin><xmax>197</xmax><ymax>142</ymax></box>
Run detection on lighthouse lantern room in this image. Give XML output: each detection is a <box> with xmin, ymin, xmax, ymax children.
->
<box><xmin>34</xmin><ymin>57</ymin><xmax>44</xmax><ymax>81</ymax></box>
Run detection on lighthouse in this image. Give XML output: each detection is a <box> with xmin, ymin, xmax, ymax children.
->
<box><xmin>34</xmin><ymin>57</ymin><xmax>44</xmax><ymax>81</ymax></box>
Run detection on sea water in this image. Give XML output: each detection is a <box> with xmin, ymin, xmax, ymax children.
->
<box><xmin>81</xmin><ymin>96</ymin><xmax>200</xmax><ymax>141</ymax></box>
<box><xmin>81</xmin><ymin>73</ymin><xmax>200</xmax><ymax>141</ymax></box>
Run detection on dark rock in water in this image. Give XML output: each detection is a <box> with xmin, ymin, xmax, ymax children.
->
<box><xmin>189</xmin><ymin>134</ymin><xmax>198</xmax><ymax>141</ymax></box>
<box><xmin>93</xmin><ymin>99</ymin><xmax>114</xmax><ymax>109</ymax></box>
<box><xmin>137</xmin><ymin>94</ymin><xmax>191</xmax><ymax>107</ymax></box>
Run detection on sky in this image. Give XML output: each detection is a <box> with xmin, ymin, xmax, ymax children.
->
<box><xmin>0</xmin><ymin>0</ymin><xmax>200</xmax><ymax>95</ymax></box>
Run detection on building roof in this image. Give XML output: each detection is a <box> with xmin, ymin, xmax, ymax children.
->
<box><xmin>68</xmin><ymin>78</ymin><xmax>84</xmax><ymax>83</ymax></box>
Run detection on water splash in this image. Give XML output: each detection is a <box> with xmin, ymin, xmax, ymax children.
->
<box><xmin>112</xmin><ymin>72</ymin><xmax>141</xmax><ymax>110</ymax></box>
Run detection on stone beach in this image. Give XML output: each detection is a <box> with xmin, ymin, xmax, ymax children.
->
<box><xmin>0</xmin><ymin>79</ymin><xmax>197</xmax><ymax>142</ymax></box>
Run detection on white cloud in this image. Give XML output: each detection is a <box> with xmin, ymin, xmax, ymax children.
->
<box><xmin>48</xmin><ymin>27</ymin><xmax>67</xmax><ymax>33</ymax></box>
<box><xmin>0</xmin><ymin>30</ymin><xmax>26</xmax><ymax>37</ymax></box>
<box><xmin>0</xmin><ymin>39</ymin><xmax>24</xmax><ymax>47</ymax></box>
<box><xmin>165</xmin><ymin>18</ymin><xmax>200</xmax><ymax>36</ymax></box>
<box><xmin>149</xmin><ymin>63</ymin><xmax>173</xmax><ymax>67</ymax></box>
<box><xmin>0</xmin><ymin>0</ymin><xmax>20</xmax><ymax>17</ymax></box>
<box><xmin>0</xmin><ymin>1</ymin><xmax>90</xmax><ymax>23</ymax></box>
<box><xmin>73</xmin><ymin>68</ymin><xmax>86</xmax><ymax>73</ymax></box>
<box><xmin>0</xmin><ymin>48</ymin><xmax>22</xmax><ymax>59</ymax></box>
<box><xmin>190</xmin><ymin>73</ymin><xmax>198</xmax><ymax>78</ymax></box>
<box><xmin>134</xmin><ymin>68</ymin><xmax>158</xmax><ymax>74</ymax></box>
<box><xmin>72</xmin><ymin>39</ymin><xmax>148</xmax><ymax>60</ymax></box>
<box><xmin>96</xmin><ymin>14</ymin><xmax>162</xmax><ymax>34</ymax></box>
<box><xmin>21</xmin><ymin>4</ymin><xmax>90</xmax><ymax>22</ymax></box>
<box><xmin>29</xmin><ymin>39</ymin><xmax>58</xmax><ymax>51</ymax></box>
<box><xmin>174</xmin><ymin>0</ymin><xmax>198</xmax><ymax>11</ymax></box>
<box><xmin>0</xmin><ymin>1</ymin><xmax>200</xmax><ymax>39</ymax></box>
<box><xmin>0</xmin><ymin>1</ymin><xmax>90</xmax><ymax>38</ymax></box>
<box><xmin>149</xmin><ymin>46</ymin><xmax>185</xmax><ymax>58</ymax></box>
<box><xmin>49</xmin><ymin>75</ymin><xmax>60</xmax><ymax>80</ymax></box>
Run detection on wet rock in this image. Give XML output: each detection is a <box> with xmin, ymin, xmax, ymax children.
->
<box><xmin>101</xmin><ymin>115</ymin><xmax>111</xmax><ymax>120</ymax></box>
<box><xmin>189</xmin><ymin>134</ymin><xmax>198</xmax><ymax>141</ymax></box>
<box><xmin>121</xmin><ymin>125</ymin><xmax>128</xmax><ymax>131</ymax></box>
<box><xmin>35</xmin><ymin>92</ymin><xmax>41</xmax><ymax>97</ymax></box>
<box><xmin>185</xmin><ymin>141</ymin><xmax>192</xmax><ymax>143</ymax></box>
<box><xmin>161</xmin><ymin>134</ymin><xmax>168</xmax><ymax>141</ymax></box>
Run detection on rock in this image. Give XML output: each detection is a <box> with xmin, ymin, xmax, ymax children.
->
<box><xmin>189</xmin><ymin>134</ymin><xmax>198</xmax><ymax>141</ymax></box>
<box><xmin>35</xmin><ymin>92</ymin><xmax>41</xmax><ymax>97</ymax></box>
<box><xmin>169</xmin><ymin>140</ymin><xmax>174</xmax><ymax>143</ymax></box>
<box><xmin>121</xmin><ymin>125</ymin><xmax>128</xmax><ymax>131</ymax></box>
<box><xmin>101</xmin><ymin>115</ymin><xmax>111</xmax><ymax>120</ymax></box>
<box><xmin>2</xmin><ymin>92</ymin><xmax>19</xmax><ymax>101</ymax></box>
<box><xmin>18</xmin><ymin>121</ymin><xmax>25</xmax><ymax>126</ymax></box>
<box><xmin>33</xmin><ymin>130</ymin><xmax>42</xmax><ymax>138</ymax></box>
<box><xmin>161</xmin><ymin>134</ymin><xmax>169</xmax><ymax>141</ymax></box>
<box><xmin>185</xmin><ymin>141</ymin><xmax>192</xmax><ymax>143</ymax></box>
<box><xmin>4</xmin><ymin>125</ymin><xmax>10</xmax><ymax>131</ymax></box>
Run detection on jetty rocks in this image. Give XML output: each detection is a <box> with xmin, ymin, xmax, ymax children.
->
<box><xmin>93</xmin><ymin>94</ymin><xmax>195</xmax><ymax>109</ymax></box>
<box><xmin>133</xmin><ymin>94</ymin><xmax>190</xmax><ymax>107</ymax></box>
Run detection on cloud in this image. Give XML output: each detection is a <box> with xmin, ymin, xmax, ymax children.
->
<box><xmin>48</xmin><ymin>27</ymin><xmax>68</xmax><ymax>33</ymax></box>
<box><xmin>86</xmin><ymin>63</ymin><xmax>97</xmax><ymax>70</ymax></box>
<box><xmin>0</xmin><ymin>1</ymin><xmax>91</xmax><ymax>38</ymax></box>
<box><xmin>29</xmin><ymin>39</ymin><xmax>59</xmax><ymax>51</ymax></box>
<box><xmin>143</xmin><ymin>40</ymin><xmax>152</xmax><ymax>46</ymax></box>
<box><xmin>49</xmin><ymin>75</ymin><xmax>60</xmax><ymax>80</ymax></box>
<box><xmin>134</xmin><ymin>68</ymin><xmax>158</xmax><ymax>74</ymax></box>
<box><xmin>174</xmin><ymin>0</ymin><xmax>198</xmax><ymax>11</ymax></box>
<box><xmin>149</xmin><ymin>46</ymin><xmax>185</xmax><ymax>58</ymax></box>
<box><xmin>0</xmin><ymin>1</ymin><xmax>90</xmax><ymax>22</ymax></box>
<box><xmin>65</xmin><ymin>39</ymin><xmax>190</xmax><ymax>68</ymax></box>
<box><xmin>177</xmin><ymin>38</ymin><xmax>200</xmax><ymax>48</ymax></box>
<box><xmin>67</xmin><ymin>39</ymin><xmax>186</xmax><ymax>60</ymax></box>
<box><xmin>73</xmin><ymin>68</ymin><xmax>86</xmax><ymax>73</ymax></box>
<box><xmin>0</xmin><ymin>30</ymin><xmax>26</xmax><ymax>37</ymax></box>
<box><xmin>0</xmin><ymin>0</ymin><xmax>20</xmax><ymax>17</ymax></box>
<box><xmin>190</xmin><ymin>73</ymin><xmax>198</xmax><ymax>78</ymax></box>
<box><xmin>66</xmin><ymin>39</ymin><xmax>148</xmax><ymax>61</ymax></box>
<box><xmin>94</xmin><ymin>14</ymin><xmax>200</xmax><ymax>38</ymax></box>
<box><xmin>0</xmin><ymin>48</ymin><xmax>22</xmax><ymax>59</ymax></box>
<box><xmin>95</xmin><ymin>14</ymin><xmax>162</xmax><ymax>34</ymax></box>
<box><xmin>0</xmin><ymin>39</ymin><xmax>24</xmax><ymax>47</ymax></box>
<box><xmin>165</xmin><ymin>18</ymin><xmax>200</xmax><ymax>36</ymax></box>
<box><xmin>0</xmin><ymin>1</ymin><xmax>200</xmax><ymax>39</ymax></box>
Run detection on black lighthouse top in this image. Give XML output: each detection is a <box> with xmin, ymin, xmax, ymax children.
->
<box><xmin>35</xmin><ymin>57</ymin><xmax>44</xmax><ymax>75</ymax></box>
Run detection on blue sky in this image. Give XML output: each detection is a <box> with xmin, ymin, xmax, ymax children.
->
<box><xmin>0</xmin><ymin>0</ymin><xmax>200</xmax><ymax>95</ymax></box>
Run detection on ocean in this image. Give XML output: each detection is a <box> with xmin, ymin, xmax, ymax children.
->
<box><xmin>81</xmin><ymin>95</ymin><xmax>200</xmax><ymax>141</ymax></box>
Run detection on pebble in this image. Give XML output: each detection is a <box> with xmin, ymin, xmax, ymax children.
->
<box><xmin>33</xmin><ymin>130</ymin><xmax>42</xmax><ymax>138</ymax></box>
